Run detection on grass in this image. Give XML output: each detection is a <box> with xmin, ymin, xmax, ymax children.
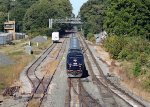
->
<box><xmin>121</xmin><ymin>63</ymin><xmax>150</xmax><ymax>101</ymax></box>
<box><xmin>102</xmin><ymin>35</ymin><xmax>150</xmax><ymax>101</ymax></box>
<box><xmin>0</xmin><ymin>38</ymin><xmax>52</xmax><ymax>92</ymax></box>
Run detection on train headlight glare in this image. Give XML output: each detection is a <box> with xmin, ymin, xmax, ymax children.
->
<box><xmin>69</xmin><ymin>64</ymin><xmax>72</xmax><ymax>67</ymax></box>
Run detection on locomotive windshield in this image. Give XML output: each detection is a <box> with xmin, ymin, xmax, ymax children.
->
<box><xmin>67</xmin><ymin>53</ymin><xmax>84</xmax><ymax>64</ymax></box>
<box><xmin>67</xmin><ymin>53</ymin><xmax>84</xmax><ymax>70</ymax></box>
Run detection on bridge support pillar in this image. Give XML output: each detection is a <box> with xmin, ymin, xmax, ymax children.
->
<box><xmin>49</xmin><ymin>19</ymin><xmax>53</xmax><ymax>29</ymax></box>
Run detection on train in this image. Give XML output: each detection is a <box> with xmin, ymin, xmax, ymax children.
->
<box><xmin>66</xmin><ymin>34</ymin><xmax>85</xmax><ymax>77</ymax></box>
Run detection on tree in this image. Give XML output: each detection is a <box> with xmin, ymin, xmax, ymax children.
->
<box><xmin>0</xmin><ymin>12</ymin><xmax>7</xmax><ymax>31</ymax></box>
<box><xmin>80</xmin><ymin>0</ymin><xmax>104</xmax><ymax>36</ymax></box>
<box><xmin>0</xmin><ymin>0</ymin><xmax>37</xmax><ymax>32</ymax></box>
<box><xmin>104</xmin><ymin>0</ymin><xmax>150</xmax><ymax>38</ymax></box>
<box><xmin>23</xmin><ymin>0</ymin><xmax>72</xmax><ymax>35</ymax></box>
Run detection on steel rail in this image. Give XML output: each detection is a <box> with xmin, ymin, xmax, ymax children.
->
<box><xmin>79</xmin><ymin>32</ymin><xmax>145</xmax><ymax>107</ymax></box>
<box><xmin>39</xmin><ymin>39</ymin><xmax>68</xmax><ymax>107</ymax></box>
<box><xmin>26</xmin><ymin>43</ymin><xmax>56</xmax><ymax>91</ymax></box>
<box><xmin>26</xmin><ymin>39</ymin><xmax>66</xmax><ymax>106</ymax></box>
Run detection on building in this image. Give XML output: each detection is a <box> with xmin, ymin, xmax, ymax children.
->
<box><xmin>0</xmin><ymin>33</ymin><xmax>13</xmax><ymax>45</ymax></box>
<box><xmin>4</xmin><ymin>21</ymin><xmax>16</xmax><ymax>40</ymax></box>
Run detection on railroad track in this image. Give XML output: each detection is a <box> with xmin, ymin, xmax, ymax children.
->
<box><xmin>79</xmin><ymin>32</ymin><xmax>145</xmax><ymax>107</ymax></box>
<box><xmin>25</xmin><ymin>38</ymin><xmax>67</xmax><ymax>107</ymax></box>
<box><xmin>66</xmin><ymin>78</ymin><xmax>101</xmax><ymax>107</ymax></box>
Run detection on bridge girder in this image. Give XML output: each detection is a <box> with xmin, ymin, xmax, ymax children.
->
<box><xmin>49</xmin><ymin>18</ymin><xmax>83</xmax><ymax>28</ymax></box>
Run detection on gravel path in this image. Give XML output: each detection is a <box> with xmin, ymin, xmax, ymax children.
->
<box><xmin>81</xmin><ymin>60</ymin><xmax>105</xmax><ymax>106</ymax></box>
<box><xmin>87</xmin><ymin>42</ymin><xmax>150</xmax><ymax>107</ymax></box>
<box><xmin>43</xmin><ymin>39</ymin><xmax>69</xmax><ymax>107</ymax></box>
<box><xmin>82</xmin><ymin>42</ymin><xmax>131</xmax><ymax>107</ymax></box>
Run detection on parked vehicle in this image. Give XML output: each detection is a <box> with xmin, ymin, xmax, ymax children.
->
<box><xmin>52</xmin><ymin>32</ymin><xmax>59</xmax><ymax>43</ymax></box>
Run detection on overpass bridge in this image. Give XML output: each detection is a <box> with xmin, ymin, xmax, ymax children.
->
<box><xmin>49</xmin><ymin>18</ymin><xmax>82</xmax><ymax>29</ymax></box>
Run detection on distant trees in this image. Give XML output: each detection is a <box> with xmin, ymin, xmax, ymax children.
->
<box><xmin>104</xmin><ymin>0</ymin><xmax>150</xmax><ymax>38</ymax></box>
<box><xmin>23</xmin><ymin>0</ymin><xmax>72</xmax><ymax>35</ymax></box>
<box><xmin>80</xmin><ymin>0</ymin><xmax>104</xmax><ymax>36</ymax></box>
<box><xmin>0</xmin><ymin>12</ymin><xmax>7</xmax><ymax>31</ymax></box>
<box><xmin>0</xmin><ymin>0</ymin><xmax>72</xmax><ymax>35</ymax></box>
<box><xmin>80</xmin><ymin>0</ymin><xmax>150</xmax><ymax>91</ymax></box>
<box><xmin>0</xmin><ymin>0</ymin><xmax>37</xmax><ymax>32</ymax></box>
<box><xmin>80</xmin><ymin>0</ymin><xmax>150</xmax><ymax>38</ymax></box>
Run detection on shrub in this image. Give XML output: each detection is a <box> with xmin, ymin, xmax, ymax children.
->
<box><xmin>104</xmin><ymin>35</ymin><xmax>126</xmax><ymax>59</ymax></box>
<box><xmin>146</xmin><ymin>61</ymin><xmax>150</xmax><ymax>68</ymax></box>
<box><xmin>86</xmin><ymin>33</ymin><xmax>95</xmax><ymax>43</ymax></box>
<box><xmin>118</xmin><ymin>49</ymin><xmax>130</xmax><ymax>60</ymax></box>
<box><xmin>126</xmin><ymin>52</ymin><xmax>140</xmax><ymax>60</ymax></box>
<box><xmin>87</xmin><ymin>33</ymin><xmax>94</xmax><ymax>40</ymax></box>
<box><xmin>138</xmin><ymin>52</ymin><xmax>148</xmax><ymax>65</ymax></box>
<box><xmin>133</xmin><ymin>62</ymin><xmax>141</xmax><ymax>77</ymax></box>
<box><xmin>143</xmin><ymin>77</ymin><xmax>150</xmax><ymax>92</ymax></box>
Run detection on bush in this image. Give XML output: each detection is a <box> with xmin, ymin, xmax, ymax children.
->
<box><xmin>118</xmin><ymin>49</ymin><xmax>130</xmax><ymax>60</ymax></box>
<box><xmin>126</xmin><ymin>52</ymin><xmax>140</xmax><ymax>60</ymax></box>
<box><xmin>133</xmin><ymin>62</ymin><xmax>141</xmax><ymax>77</ymax></box>
<box><xmin>138</xmin><ymin>52</ymin><xmax>148</xmax><ymax>65</ymax></box>
<box><xmin>86</xmin><ymin>33</ymin><xmax>95</xmax><ymax>43</ymax></box>
<box><xmin>146</xmin><ymin>61</ymin><xmax>150</xmax><ymax>68</ymax></box>
<box><xmin>27</xmin><ymin>28</ymin><xmax>53</xmax><ymax>37</ymax></box>
<box><xmin>143</xmin><ymin>77</ymin><xmax>150</xmax><ymax>92</ymax></box>
<box><xmin>104</xmin><ymin>35</ymin><xmax>126</xmax><ymax>59</ymax></box>
<box><xmin>87</xmin><ymin>33</ymin><xmax>94</xmax><ymax>40</ymax></box>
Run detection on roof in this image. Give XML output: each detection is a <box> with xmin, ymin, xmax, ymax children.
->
<box><xmin>0</xmin><ymin>33</ymin><xmax>12</xmax><ymax>37</ymax></box>
<box><xmin>69</xmin><ymin>37</ymin><xmax>81</xmax><ymax>50</ymax></box>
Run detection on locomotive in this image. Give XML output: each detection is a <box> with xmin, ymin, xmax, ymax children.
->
<box><xmin>66</xmin><ymin>35</ymin><xmax>85</xmax><ymax>77</ymax></box>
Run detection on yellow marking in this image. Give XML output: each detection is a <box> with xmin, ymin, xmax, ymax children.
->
<box><xmin>62</xmin><ymin>56</ymin><xmax>65</xmax><ymax>60</ymax></box>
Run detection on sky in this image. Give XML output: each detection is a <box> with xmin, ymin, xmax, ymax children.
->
<box><xmin>70</xmin><ymin>0</ymin><xmax>88</xmax><ymax>17</ymax></box>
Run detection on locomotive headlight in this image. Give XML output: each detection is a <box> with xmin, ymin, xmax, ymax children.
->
<box><xmin>69</xmin><ymin>64</ymin><xmax>72</xmax><ymax>67</ymax></box>
<box><xmin>79</xmin><ymin>64</ymin><xmax>82</xmax><ymax>67</ymax></box>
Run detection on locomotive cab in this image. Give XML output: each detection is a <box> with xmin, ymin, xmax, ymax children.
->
<box><xmin>67</xmin><ymin>50</ymin><xmax>84</xmax><ymax>77</ymax></box>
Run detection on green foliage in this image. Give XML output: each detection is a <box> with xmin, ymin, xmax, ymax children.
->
<box><xmin>104</xmin><ymin>0</ymin><xmax>150</xmax><ymax>38</ymax></box>
<box><xmin>104</xmin><ymin>35</ymin><xmax>150</xmax><ymax>78</ymax></box>
<box><xmin>104</xmin><ymin>35</ymin><xmax>126</xmax><ymax>59</ymax></box>
<box><xmin>104</xmin><ymin>35</ymin><xmax>150</xmax><ymax>61</ymax></box>
<box><xmin>23</xmin><ymin>0</ymin><xmax>72</xmax><ymax>35</ymax></box>
<box><xmin>143</xmin><ymin>78</ymin><xmax>150</xmax><ymax>92</ymax></box>
<box><xmin>0</xmin><ymin>0</ymin><xmax>37</xmax><ymax>32</ymax></box>
<box><xmin>0</xmin><ymin>82</ymin><xmax>5</xmax><ymax>90</ymax></box>
<box><xmin>87</xmin><ymin>33</ymin><xmax>93</xmax><ymax>40</ymax></box>
<box><xmin>87</xmin><ymin>33</ymin><xmax>95</xmax><ymax>42</ymax></box>
<box><xmin>133</xmin><ymin>62</ymin><xmax>141</xmax><ymax>77</ymax></box>
<box><xmin>0</xmin><ymin>0</ymin><xmax>72</xmax><ymax>33</ymax></box>
<box><xmin>0</xmin><ymin>12</ymin><xmax>7</xmax><ymax>31</ymax></box>
<box><xmin>138</xmin><ymin>52</ymin><xmax>148</xmax><ymax>65</ymax></box>
<box><xmin>80</xmin><ymin>0</ymin><xmax>104</xmax><ymax>36</ymax></box>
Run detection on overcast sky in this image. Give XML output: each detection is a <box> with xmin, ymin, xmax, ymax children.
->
<box><xmin>70</xmin><ymin>0</ymin><xmax>88</xmax><ymax>16</ymax></box>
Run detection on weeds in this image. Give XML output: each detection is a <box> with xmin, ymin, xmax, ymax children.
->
<box><xmin>103</xmin><ymin>35</ymin><xmax>150</xmax><ymax>91</ymax></box>
<box><xmin>133</xmin><ymin>62</ymin><xmax>141</xmax><ymax>77</ymax></box>
<box><xmin>0</xmin><ymin>38</ymin><xmax>51</xmax><ymax>92</ymax></box>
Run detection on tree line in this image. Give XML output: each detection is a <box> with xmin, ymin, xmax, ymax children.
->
<box><xmin>0</xmin><ymin>0</ymin><xmax>72</xmax><ymax>36</ymax></box>
<box><xmin>80</xmin><ymin>0</ymin><xmax>150</xmax><ymax>91</ymax></box>
<box><xmin>80</xmin><ymin>0</ymin><xmax>150</xmax><ymax>38</ymax></box>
